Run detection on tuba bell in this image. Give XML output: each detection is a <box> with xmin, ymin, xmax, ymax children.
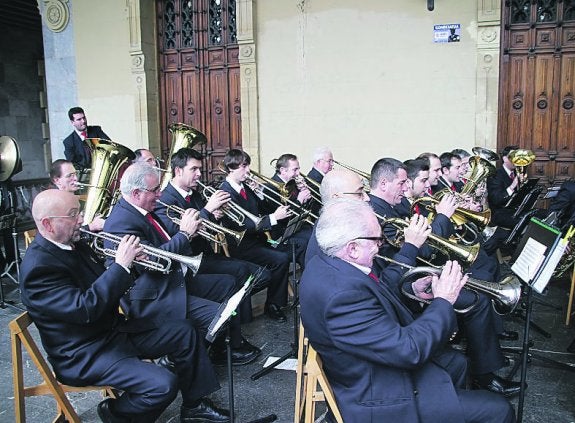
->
<box><xmin>460</xmin><ymin>156</ymin><xmax>496</xmax><ymax>198</ymax></box>
<box><xmin>82</xmin><ymin>139</ymin><xmax>135</xmax><ymax>225</ymax></box>
<box><xmin>160</xmin><ymin>123</ymin><xmax>208</xmax><ymax>190</ymax></box>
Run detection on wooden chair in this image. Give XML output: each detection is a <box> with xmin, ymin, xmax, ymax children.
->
<box><xmin>566</xmin><ymin>266</ymin><xmax>575</xmax><ymax>325</ymax></box>
<box><xmin>10</xmin><ymin>312</ymin><xmax>116</xmax><ymax>423</ymax></box>
<box><xmin>24</xmin><ymin>229</ymin><xmax>36</xmax><ymax>248</ymax></box>
<box><xmin>294</xmin><ymin>323</ymin><xmax>343</xmax><ymax>423</ymax></box>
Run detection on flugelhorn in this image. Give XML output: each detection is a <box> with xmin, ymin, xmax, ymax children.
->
<box><xmin>375</xmin><ymin>255</ymin><xmax>521</xmax><ymax>314</ymax></box>
<box><xmin>412</xmin><ymin>196</ymin><xmax>491</xmax><ymax>229</ymax></box>
<box><xmin>156</xmin><ymin>200</ymin><xmax>246</xmax><ymax>245</ymax></box>
<box><xmin>195</xmin><ymin>180</ymin><xmax>264</xmax><ymax>229</ymax></box>
<box><xmin>80</xmin><ymin>228</ymin><xmax>202</xmax><ymax>275</ymax></box>
<box><xmin>377</xmin><ymin>214</ymin><xmax>480</xmax><ymax>265</ymax></box>
<box><xmin>509</xmin><ymin>148</ymin><xmax>536</xmax><ymax>185</ymax></box>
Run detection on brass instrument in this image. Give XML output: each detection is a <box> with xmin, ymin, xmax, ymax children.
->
<box><xmin>80</xmin><ymin>228</ymin><xmax>202</xmax><ymax>275</ymax></box>
<box><xmin>509</xmin><ymin>148</ymin><xmax>536</xmax><ymax>185</ymax></box>
<box><xmin>460</xmin><ymin>156</ymin><xmax>496</xmax><ymax>199</ymax></box>
<box><xmin>333</xmin><ymin>160</ymin><xmax>371</xmax><ymax>192</ymax></box>
<box><xmin>196</xmin><ymin>180</ymin><xmax>264</xmax><ymax>229</ymax></box>
<box><xmin>160</xmin><ymin>123</ymin><xmax>208</xmax><ymax>190</ymax></box>
<box><xmin>471</xmin><ymin>146</ymin><xmax>499</xmax><ymax>162</ymax></box>
<box><xmin>296</xmin><ymin>174</ymin><xmax>322</xmax><ymax>204</ymax></box>
<box><xmin>377</xmin><ymin>214</ymin><xmax>480</xmax><ymax>265</ymax></box>
<box><xmin>376</xmin><ymin>255</ymin><xmax>521</xmax><ymax>315</ymax></box>
<box><xmin>156</xmin><ymin>200</ymin><xmax>246</xmax><ymax>245</ymax></box>
<box><xmin>412</xmin><ymin>196</ymin><xmax>491</xmax><ymax>229</ymax></box>
<box><xmin>82</xmin><ymin>139</ymin><xmax>135</xmax><ymax>226</ymax></box>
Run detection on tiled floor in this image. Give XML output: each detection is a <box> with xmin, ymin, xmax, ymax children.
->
<box><xmin>1</xmin><ymin>266</ymin><xmax>575</xmax><ymax>422</ymax></box>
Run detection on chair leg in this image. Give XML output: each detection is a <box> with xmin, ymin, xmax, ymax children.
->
<box><xmin>566</xmin><ymin>268</ymin><xmax>575</xmax><ymax>326</ymax></box>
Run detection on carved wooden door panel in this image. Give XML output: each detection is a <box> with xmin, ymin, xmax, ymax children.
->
<box><xmin>499</xmin><ymin>0</ymin><xmax>575</xmax><ymax>186</ymax></box>
<box><xmin>157</xmin><ymin>0</ymin><xmax>240</xmax><ymax>180</ymax></box>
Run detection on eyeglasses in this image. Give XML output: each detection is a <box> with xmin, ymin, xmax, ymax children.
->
<box><xmin>142</xmin><ymin>185</ymin><xmax>161</xmax><ymax>194</ymax></box>
<box><xmin>340</xmin><ymin>191</ymin><xmax>367</xmax><ymax>198</ymax></box>
<box><xmin>354</xmin><ymin>236</ymin><xmax>385</xmax><ymax>246</ymax></box>
<box><xmin>46</xmin><ymin>209</ymin><xmax>84</xmax><ymax>219</ymax></box>
<box><xmin>321</xmin><ymin>159</ymin><xmax>334</xmax><ymax>164</ymax></box>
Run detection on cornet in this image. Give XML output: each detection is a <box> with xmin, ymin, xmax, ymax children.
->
<box><xmin>80</xmin><ymin>228</ymin><xmax>203</xmax><ymax>275</ymax></box>
<box><xmin>195</xmin><ymin>180</ymin><xmax>264</xmax><ymax>229</ymax></box>
<box><xmin>156</xmin><ymin>200</ymin><xmax>246</xmax><ymax>245</ymax></box>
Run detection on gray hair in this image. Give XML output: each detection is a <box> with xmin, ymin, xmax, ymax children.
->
<box><xmin>120</xmin><ymin>163</ymin><xmax>159</xmax><ymax>196</ymax></box>
<box><xmin>313</xmin><ymin>147</ymin><xmax>332</xmax><ymax>162</ymax></box>
<box><xmin>316</xmin><ymin>199</ymin><xmax>375</xmax><ymax>257</ymax></box>
<box><xmin>370</xmin><ymin>158</ymin><xmax>405</xmax><ymax>190</ymax></box>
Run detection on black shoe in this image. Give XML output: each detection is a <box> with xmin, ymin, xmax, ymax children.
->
<box><xmin>472</xmin><ymin>374</ymin><xmax>523</xmax><ymax>398</ymax></box>
<box><xmin>210</xmin><ymin>340</ymin><xmax>261</xmax><ymax>366</ymax></box>
<box><xmin>97</xmin><ymin>399</ymin><xmax>130</xmax><ymax>423</ymax></box>
<box><xmin>498</xmin><ymin>330</ymin><xmax>519</xmax><ymax>341</ymax></box>
<box><xmin>265</xmin><ymin>303</ymin><xmax>287</xmax><ymax>322</ymax></box>
<box><xmin>181</xmin><ymin>398</ymin><xmax>230</xmax><ymax>423</ymax></box>
<box><xmin>157</xmin><ymin>355</ymin><xmax>176</xmax><ymax>373</ymax></box>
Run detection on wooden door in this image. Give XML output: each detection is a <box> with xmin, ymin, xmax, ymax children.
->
<box><xmin>499</xmin><ymin>0</ymin><xmax>575</xmax><ymax>186</ymax></box>
<box><xmin>157</xmin><ymin>0</ymin><xmax>241</xmax><ymax>180</ymax></box>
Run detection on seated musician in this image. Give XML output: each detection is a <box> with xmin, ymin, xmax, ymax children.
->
<box><xmin>49</xmin><ymin>159</ymin><xmax>105</xmax><ymax>232</ymax></box>
<box><xmin>154</xmin><ymin>147</ymin><xmax>272</xmax><ymax>323</ymax></box>
<box><xmin>486</xmin><ymin>146</ymin><xmax>522</xmax><ymax>229</ymax></box>
<box><xmin>452</xmin><ymin>148</ymin><xmax>472</xmax><ymax>181</ymax></box>
<box><xmin>307</xmin><ymin>147</ymin><xmax>334</xmax><ymax>184</ymax></box>
<box><xmin>20</xmin><ymin>189</ymin><xmax>229</xmax><ymax>423</ymax></box>
<box><xmin>103</xmin><ymin>163</ymin><xmax>260</xmax><ymax>366</ymax></box>
<box><xmin>300</xmin><ymin>199</ymin><xmax>516</xmax><ymax>423</ymax></box>
<box><xmin>417</xmin><ymin>152</ymin><xmax>442</xmax><ymax>195</ymax></box>
<box><xmin>432</xmin><ymin>152</ymin><xmax>466</xmax><ymax>194</ymax></box>
<box><xmin>368</xmin><ymin>158</ymin><xmax>521</xmax><ymax>396</ymax></box>
<box><xmin>219</xmin><ymin>149</ymin><xmax>291</xmax><ymax>322</ymax></box>
<box><xmin>549</xmin><ymin>179</ymin><xmax>575</xmax><ymax>229</ymax></box>
<box><xmin>264</xmin><ymin>153</ymin><xmax>314</xmax><ymax>266</ymax></box>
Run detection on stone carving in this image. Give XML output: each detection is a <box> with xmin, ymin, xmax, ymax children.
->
<box><xmin>43</xmin><ymin>0</ymin><xmax>69</xmax><ymax>33</ymax></box>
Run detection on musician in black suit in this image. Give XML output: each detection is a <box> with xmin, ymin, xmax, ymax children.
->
<box><xmin>306</xmin><ymin>147</ymin><xmax>334</xmax><ymax>184</ymax></box>
<box><xmin>104</xmin><ymin>163</ymin><xmax>259</xmax><ymax>365</ymax></box>
<box><xmin>63</xmin><ymin>107</ymin><xmax>110</xmax><ymax>170</ymax></box>
<box><xmin>432</xmin><ymin>152</ymin><xmax>466</xmax><ymax>194</ymax></box>
<box><xmin>219</xmin><ymin>149</ymin><xmax>291</xmax><ymax>322</ymax></box>
<box><xmin>368</xmin><ymin>158</ymin><xmax>520</xmax><ymax>397</ymax></box>
<box><xmin>549</xmin><ymin>180</ymin><xmax>575</xmax><ymax>229</ymax></box>
<box><xmin>155</xmin><ymin>147</ymin><xmax>272</xmax><ymax>323</ymax></box>
<box><xmin>300</xmin><ymin>199</ymin><xmax>515</xmax><ymax>423</ymax></box>
<box><xmin>20</xmin><ymin>189</ymin><xmax>229</xmax><ymax>423</ymax></box>
<box><xmin>265</xmin><ymin>153</ymin><xmax>314</xmax><ymax>266</ymax></box>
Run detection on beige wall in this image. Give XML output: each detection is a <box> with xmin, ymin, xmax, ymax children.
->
<box><xmin>255</xmin><ymin>0</ymin><xmax>489</xmax><ymax>173</ymax></box>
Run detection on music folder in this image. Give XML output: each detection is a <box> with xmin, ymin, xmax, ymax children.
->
<box><xmin>273</xmin><ymin>210</ymin><xmax>309</xmax><ymax>247</ymax></box>
<box><xmin>505</xmin><ymin>178</ymin><xmax>540</xmax><ymax>208</ymax></box>
<box><xmin>510</xmin><ymin>217</ymin><xmax>567</xmax><ymax>293</ymax></box>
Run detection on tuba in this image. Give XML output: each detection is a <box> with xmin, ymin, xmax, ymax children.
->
<box><xmin>160</xmin><ymin>123</ymin><xmax>208</xmax><ymax>189</ymax></box>
<box><xmin>82</xmin><ymin>139</ymin><xmax>135</xmax><ymax>225</ymax></box>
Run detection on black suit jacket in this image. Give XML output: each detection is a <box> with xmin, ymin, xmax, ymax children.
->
<box><xmin>306</xmin><ymin>167</ymin><xmax>323</xmax><ymax>184</ymax></box>
<box><xmin>549</xmin><ymin>180</ymin><xmax>575</xmax><ymax>228</ymax></box>
<box><xmin>300</xmin><ymin>254</ymin><xmax>463</xmax><ymax>423</ymax></box>
<box><xmin>63</xmin><ymin>125</ymin><xmax>110</xmax><ymax>169</ymax></box>
<box><xmin>103</xmin><ymin>198</ymin><xmax>192</xmax><ymax>321</ymax></box>
<box><xmin>19</xmin><ymin>233</ymin><xmax>142</xmax><ymax>385</ymax></box>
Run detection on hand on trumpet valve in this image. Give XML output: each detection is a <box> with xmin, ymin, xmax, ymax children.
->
<box><xmin>432</xmin><ymin>260</ymin><xmax>468</xmax><ymax>305</ymax></box>
<box><xmin>403</xmin><ymin>214</ymin><xmax>432</xmax><ymax>249</ymax></box>
<box><xmin>179</xmin><ymin>209</ymin><xmax>201</xmax><ymax>236</ymax></box>
<box><xmin>412</xmin><ymin>275</ymin><xmax>434</xmax><ymax>301</ymax></box>
<box><xmin>435</xmin><ymin>193</ymin><xmax>457</xmax><ymax>218</ymax></box>
<box><xmin>115</xmin><ymin>235</ymin><xmax>144</xmax><ymax>269</ymax></box>
<box><xmin>211</xmin><ymin>209</ymin><xmax>225</xmax><ymax>220</ymax></box>
<box><xmin>273</xmin><ymin>205</ymin><xmax>291</xmax><ymax>221</ymax></box>
<box><xmin>204</xmin><ymin>189</ymin><xmax>230</xmax><ymax>214</ymax></box>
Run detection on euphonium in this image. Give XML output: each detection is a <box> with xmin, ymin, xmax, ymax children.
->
<box><xmin>80</xmin><ymin>228</ymin><xmax>202</xmax><ymax>275</ymax></box>
<box><xmin>156</xmin><ymin>200</ymin><xmax>246</xmax><ymax>245</ymax></box>
<box><xmin>509</xmin><ymin>148</ymin><xmax>536</xmax><ymax>184</ymax></box>
<box><xmin>377</xmin><ymin>215</ymin><xmax>480</xmax><ymax>265</ymax></box>
<box><xmin>82</xmin><ymin>139</ymin><xmax>135</xmax><ymax>226</ymax></box>
<box><xmin>471</xmin><ymin>146</ymin><xmax>499</xmax><ymax>162</ymax></box>
<box><xmin>460</xmin><ymin>156</ymin><xmax>496</xmax><ymax>198</ymax></box>
<box><xmin>160</xmin><ymin>123</ymin><xmax>208</xmax><ymax>189</ymax></box>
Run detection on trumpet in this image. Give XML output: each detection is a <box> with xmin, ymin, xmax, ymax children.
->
<box><xmin>80</xmin><ymin>228</ymin><xmax>203</xmax><ymax>275</ymax></box>
<box><xmin>376</xmin><ymin>214</ymin><xmax>480</xmax><ymax>265</ymax></box>
<box><xmin>375</xmin><ymin>254</ymin><xmax>521</xmax><ymax>315</ymax></box>
<box><xmin>156</xmin><ymin>200</ymin><xmax>246</xmax><ymax>245</ymax></box>
<box><xmin>195</xmin><ymin>180</ymin><xmax>264</xmax><ymax>229</ymax></box>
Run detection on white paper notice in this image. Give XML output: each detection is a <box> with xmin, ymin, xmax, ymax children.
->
<box><xmin>511</xmin><ymin>237</ymin><xmax>548</xmax><ymax>283</ymax></box>
<box><xmin>262</xmin><ymin>356</ymin><xmax>298</xmax><ymax>371</ymax></box>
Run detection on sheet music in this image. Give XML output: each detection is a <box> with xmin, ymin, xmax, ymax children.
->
<box><xmin>532</xmin><ymin>238</ymin><xmax>569</xmax><ymax>293</ymax></box>
<box><xmin>511</xmin><ymin>237</ymin><xmax>548</xmax><ymax>283</ymax></box>
<box><xmin>207</xmin><ymin>276</ymin><xmax>253</xmax><ymax>337</ymax></box>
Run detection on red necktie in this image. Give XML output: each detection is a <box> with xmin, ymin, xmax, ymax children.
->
<box><xmin>368</xmin><ymin>272</ymin><xmax>379</xmax><ymax>282</ymax></box>
<box><xmin>509</xmin><ymin>170</ymin><xmax>516</xmax><ymax>181</ymax></box>
<box><xmin>185</xmin><ymin>194</ymin><xmax>191</xmax><ymax>203</ymax></box>
<box><xmin>240</xmin><ymin>188</ymin><xmax>248</xmax><ymax>200</ymax></box>
<box><xmin>426</xmin><ymin>187</ymin><xmax>433</xmax><ymax>196</ymax></box>
<box><xmin>81</xmin><ymin>130</ymin><xmax>87</xmax><ymax>139</ymax></box>
<box><xmin>413</xmin><ymin>204</ymin><xmax>420</xmax><ymax>215</ymax></box>
<box><xmin>450</xmin><ymin>184</ymin><xmax>456</xmax><ymax>191</ymax></box>
<box><xmin>146</xmin><ymin>213</ymin><xmax>169</xmax><ymax>242</ymax></box>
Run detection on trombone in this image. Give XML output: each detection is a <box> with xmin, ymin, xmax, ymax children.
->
<box><xmin>195</xmin><ymin>180</ymin><xmax>264</xmax><ymax>229</ymax></box>
<box><xmin>80</xmin><ymin>228</ymin><xmax>203</xmax><ymax>275</ymax></box>
<box><xmin>295</xmin><ymin>174</ymin><xmax>322</xmax><ymax>204</ymax></box>
<box><xmin>156</xmin><ymin>200</ymin><xmax>246</xmax><ymax>245</ymax></box>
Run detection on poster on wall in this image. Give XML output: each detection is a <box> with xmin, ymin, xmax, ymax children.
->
<box><xmin>434</xmin><ymin>24</ymin><xmax>461</xmax><ymax>43</ymax></box>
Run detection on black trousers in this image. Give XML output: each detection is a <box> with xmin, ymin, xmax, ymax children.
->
<box><xmin>92</xmin><ymin>320</ymin><xmax>219</xmax><ymax>422</ymax></box>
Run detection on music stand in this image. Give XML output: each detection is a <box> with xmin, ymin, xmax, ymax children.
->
<box><xmin>251</xmin><ymin>211</ymin><xmax>309</xmax><ymax>381</ymax></box>
<box><xmin>206</xmin><ymin>272</ymin><xmax>277</xmax><ymax>423</ymax></box>
<box><xmin>0</xmin><ymin>211</ymin><xmax>22</xmax><ymax>310</ymax></box>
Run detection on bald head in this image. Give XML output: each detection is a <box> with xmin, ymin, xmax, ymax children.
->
<box><xmin>320</xmin><ymin>169</ymin><xmax>368</xmax><ymax>203</ymax></box>
<box><xmin>33</xmin><ymin>190</ymin><xmax>82</xmax><ymax>244</ymax></box>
